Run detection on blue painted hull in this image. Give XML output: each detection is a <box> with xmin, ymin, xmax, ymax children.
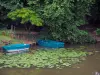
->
<box><xmin>37</xmin><ymin>40</ymin><xmax>64</xmax><ymax>48</ymax></box>
<box><xmin>2</xmin><ymin>44</ymin><xmax>30</xmax><ymax>52</ymax></box>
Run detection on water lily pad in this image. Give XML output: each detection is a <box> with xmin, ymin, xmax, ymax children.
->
<box><xmin>0</xmin><ymin>48</ymin><xmax>87</xmax><ymax>69</ymax></box>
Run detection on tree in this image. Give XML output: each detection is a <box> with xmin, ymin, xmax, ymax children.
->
<box><xmin>27</xmin><ymin>0</ymin><xmax>95</xmax><ymax>43</ymax></box>
<box><xmin>89</xmin><ymin>0</ymin><xmax>100</xmax><ymax>24</ymax></box>
<box><xmin>0</xmin><ymin>0</ymin><xmax>23</xmax><ymax>25</ymax></box>
<box><xmin>0</xmin><ymin>0</ymin><xmax>95</xmax><ymax>43</ymax></box>
<box><xmin>7</xmin><ymin>8</ymin><xmax>43</xmax><ymax>31</ymax></box>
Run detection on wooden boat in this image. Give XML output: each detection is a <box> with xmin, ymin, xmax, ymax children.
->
<box><xmin>37</xmin><ymin>40</ymin><xmax>64</xmax><ymax>48</ymax></box>
<box><xmin>2</xmin><ymin>44</ymin><xmax>30</xmax><ymax>53</ymax></box>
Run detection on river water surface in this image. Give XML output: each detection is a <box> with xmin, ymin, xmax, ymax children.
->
<box><xmin>0</xmin><ymin>43</ymin><xmax>100</xmax><ymax>75</ymax></box>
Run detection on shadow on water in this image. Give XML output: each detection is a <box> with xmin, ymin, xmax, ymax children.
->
<box><xmin>0</xmin><ymin>43</ymin><xmax>100</xmax><ymax>75</ymax></box>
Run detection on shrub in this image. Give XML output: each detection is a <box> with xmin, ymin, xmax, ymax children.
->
<box><xmin>0</xmin><ymin>30</ymin><xmax>12</xmax><ymax>36</ymax></box>
<box><xmin>96</xmin><ymin>28</ymin><xmax>100</xmax><ymax>35</ymax></box>
<box><xmin>76</xmin><ymin>30</ymin><xmax>96</xmax><ymax>44</ymax></box>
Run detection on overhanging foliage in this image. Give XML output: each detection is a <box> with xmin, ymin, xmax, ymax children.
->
<box><xmin>27</xmin><ymin>0</ymin><xmax>95</xmax><ymax>43</ymax></box>
<box><xmin>7</xmin><ymin>8</ymin><xmax>43</xmax><ymax>26</ymax></box>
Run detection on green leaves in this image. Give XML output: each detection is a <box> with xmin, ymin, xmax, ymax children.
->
<box><xmin>0</xmin><ymin>48</ymin><xmax>87</xmax><ymax>69</ymax></box>
<box><xmin>0</xmin><ymin>0</ymin><xmax>23</xmax><ymax>10</ymax></box>
<box><xmin>96</xmin><ymin>28</ymin><xmax>100</xmax><ymax>35</ymax></box>
<box><xmin>0</xmin><ymin>0</ymin><xmax>23</xmax><ymax>25</ymax></box>
<box><xmin>0</xmin><ymin>0</ymin><xmax>96</xmax><ymax>43</ymax></box>
<box><xmin>7</xmin><ymin>8</ymin><xmax>43</xmax><ymax>26</ymax></box>
<box><xmin>27</xmin><ymin>0</ymin><xmax>94</xmax><ymax>43</ymax></box>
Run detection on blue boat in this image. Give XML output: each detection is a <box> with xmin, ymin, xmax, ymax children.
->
<box><xmin>2</xmin><ymin>44</ymin><xmax>30</xmax><ymax>52</ymax></box>
<box><xmin>37</xmin><ymin>40</ymin><xmax>64</xmax><ymax>48</ymax></box>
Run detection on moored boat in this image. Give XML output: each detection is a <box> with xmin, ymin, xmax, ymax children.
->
<box><xmin>2</xmin><ymin>44</ymin><xmax>30</xmax><ymax>53</ymax></box>
<box><xmin>37</xmin><ymin>40</ymin><xmax>64</xmax><ymax>48</ymax></box>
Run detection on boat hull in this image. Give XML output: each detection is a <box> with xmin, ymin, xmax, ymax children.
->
<box><xmin>2</xmin><ymin>44</ymin><xmax>30</xmax><ymax>52</ymax></box>
<box><xmin>37</xmin><ymin>40</ymin><xmax>64</xmax><ymax>48</ymax></box>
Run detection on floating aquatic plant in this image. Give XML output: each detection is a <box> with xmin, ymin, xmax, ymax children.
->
<box><xmin>0</xmin><ymin>48</ymin><xmax>87</xmax><ymax>69</ymax></box>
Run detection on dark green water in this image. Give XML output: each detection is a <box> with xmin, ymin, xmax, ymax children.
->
<box><xmin>0</xmin><ymin>43</ymin><xmax>100</xmax><ymax>75</ymax></box>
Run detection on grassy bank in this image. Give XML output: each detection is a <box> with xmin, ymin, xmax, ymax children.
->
<box><xmin>0</xmin><ymin>35</ymin><xmax>23</xmax><ymax>45</ymax></box>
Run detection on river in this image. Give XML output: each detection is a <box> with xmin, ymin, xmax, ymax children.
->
<box><xmin>0</xmin><ymin>43</ymin><xmax>100</xmax><ymax>75</ymax></box>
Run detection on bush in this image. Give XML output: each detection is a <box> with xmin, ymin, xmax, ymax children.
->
<box><xmin>0</xmin><ymin>30</ymin><xmax>12</xmax><ymax>36</ymax></box>
<box><xmin>96</xmin><ymin>28</ymin><xmax>100</xmax><ymax>35</ymax></box>
<box><xmin>40</xmin><ymin>29</ymin><xmax>95</xmax><ymax>44</ymax></box>
<box><xmin>76</xmin><ymin>30</ymin><xmax>96</xmax><ymax>44</ymax></box>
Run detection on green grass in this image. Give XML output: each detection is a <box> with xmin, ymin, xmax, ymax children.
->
<box><xmin>0</xmin><ymin>35</ymin><xmax>23</xmax><ymax>45</ymax></box>
<box><xmin>0</xmin><ymin>35</ymin><xmax>12</xmax><ymax>41</ymax></box>
<box><xmin>0</xmin><ymin>48</ymin><xmax>87</xmax><ymax>69</ymax></box>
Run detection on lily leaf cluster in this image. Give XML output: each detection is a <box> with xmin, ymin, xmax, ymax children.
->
<box><xmin>0</xmin><ymin>48</ymin><xmax>87</xmax><ymax>69</ymax></box>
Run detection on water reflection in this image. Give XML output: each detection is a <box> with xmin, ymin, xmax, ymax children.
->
<box><xmin>94</xmin><ymin>72</ymin><xmax>100</xmax><ymax>75</ymax></box>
